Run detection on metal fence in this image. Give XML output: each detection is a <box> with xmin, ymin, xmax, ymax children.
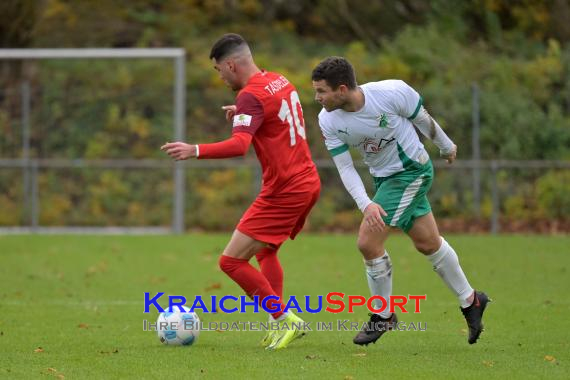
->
<box><xmin>1</xmin><ymin>157</ymin><xmax>569</xmax><ymax>234</ymax></box>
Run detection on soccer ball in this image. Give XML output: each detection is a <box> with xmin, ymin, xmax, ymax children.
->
<box><xmin>157</xmin><ymin>305</ymin><xmax>200</xmax><ymax>346</ymax></box>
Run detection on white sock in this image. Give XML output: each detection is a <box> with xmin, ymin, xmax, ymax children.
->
<box><xmin>427</xmin><ymin>237</ymin><xmax>474</xmax><ymax>308</ymax></box>
<box><xmin>365</xmin><ymin>252</ymin><xmax>393</xmax><ymax>319</ymax></box>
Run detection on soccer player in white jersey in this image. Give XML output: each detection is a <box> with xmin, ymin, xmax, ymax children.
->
<box><xmin>311</xmin><ymin>57</ymin><xmax>490</xmax><ymax>345</ymax></box>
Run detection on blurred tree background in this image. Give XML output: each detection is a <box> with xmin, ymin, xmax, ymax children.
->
<box><xmin>0</xmin><ymin>0</ymin><xmax>569</xmax><ymax>231</ymax></box>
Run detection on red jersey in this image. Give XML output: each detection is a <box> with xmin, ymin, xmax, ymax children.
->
<box><xmin>232</xmin><ymin>71</ymin><xmax>318</xmax><ymax>196</ymax></box>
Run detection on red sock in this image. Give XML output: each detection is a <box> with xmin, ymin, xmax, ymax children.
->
<box><xmin>255</xmin><ymin>246</ymin><xmax>283</xmax><ymax>300</ymax></box>
<box><xmin>219</xmin><ymin>255</ymin><xmax>284</xmax><ymax>319</ymax></box>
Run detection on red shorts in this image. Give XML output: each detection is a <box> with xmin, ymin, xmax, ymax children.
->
<box><xmin>237</xmin><ymin>181</ymin><xmax>320</xmax><ymax>246</ymax></box>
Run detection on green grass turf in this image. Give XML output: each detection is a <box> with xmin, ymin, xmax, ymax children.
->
<box><xmin>0</xmin><ymin>234</ymin><xmax>568</xmax><ymax>379</ymax></box>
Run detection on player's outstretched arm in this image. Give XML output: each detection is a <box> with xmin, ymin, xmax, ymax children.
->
<box><xmin>161</xmin><ymin>142</ymin><xmax>197</xmax><ymax>160</ymax></box>
<box><xmin>161</xmin><ymin>132</ymin><xmax>253</xmax><ymax>161</ymax></box>
<box><xmin>411</xmin><ymin>106</ymin><xmax>457</xmax><ymax>163</ymax></box>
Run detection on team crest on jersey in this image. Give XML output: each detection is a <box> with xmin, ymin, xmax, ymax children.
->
<box><xmin>377</xmin><ymin>114</ymin><xmax>388</xmax><ymax>128</ymax></box>
<box><xmin>233</xmin><ymin>114</ymin><xmax>252</xmax><ymax>127</ymax></box>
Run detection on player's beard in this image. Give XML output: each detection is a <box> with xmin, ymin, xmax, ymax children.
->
<box><xmin>324</xmin><ymin>99</ymin><xmax>346</xmax><ymax>112</ymax></box>
<box><xmin>225</xmin><ymin>80</ymin><xmax>238</xmax><ymax>91</ymax></box>
<box><xmin>222</xmin><ymin>76</ymin><xmax>241</xmax><ymax>92</ymax></box>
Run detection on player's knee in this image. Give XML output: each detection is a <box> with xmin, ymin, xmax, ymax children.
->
<box><xmin>357</xmin><ymin>236</ymin><xmax>381</xmax><ymax>257</ymax></box>
<box><xmin>414</xmin><ymin>239</ymin><xmax>440</xmax><ymax>255</ymax></box>
<box><xmin>218</xmin><ymin>256</ymin><xmax>229</xmax><ymax>273</ymax></box>
<box><xmin>356</xmin><ymin>236</ymin><xmax>368</xmax><ymax>254</ymax></box>
<box><xmin>255</xmin><ymin>246</ymin><xmax>277</xmax><ymax>263</ymax></box>
<box><xmin>219</xmin><ymin>255</ymin><xmax>238</xmax><ymax>274</ymax></box>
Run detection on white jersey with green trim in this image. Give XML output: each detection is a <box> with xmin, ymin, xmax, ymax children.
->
<box><xmin>319</xmin><ymin>80</ymin><xmax>428</xmax><ymax>178</ymax></box>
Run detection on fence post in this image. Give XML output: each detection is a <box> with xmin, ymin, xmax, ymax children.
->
<box><xmin>490</xmin><ymin>161</ymin><xmax>499</xmax><ymax>234</ymax></box>
<box><xmin>30</xmin><ymin>159</ymin><xmax>39</xmax><ymax>231</ymax></box>
<box><xmin>21</xmin><ymin>81</ymin><xmax>32</xmax><ymax>226</ymax></box>
<box><xmin>472</xmin><ymin>83</ymin><xmax>481</xmax><ymax>217</ymax></box>
<box><xmin>172</xmin><ymin>54</ymin><xmax>186</xmax><ymax>234</ymax></box>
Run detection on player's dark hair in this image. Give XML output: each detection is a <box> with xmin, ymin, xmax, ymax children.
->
<box><xmin>209</xmin><ymin>33</ymin><xmax>249</xmax><ymax>61</ymax></box>
<box><xmin>311</xmin><ymin>56</ymin><xmax>357</xmax><ymax>90</ymax></box>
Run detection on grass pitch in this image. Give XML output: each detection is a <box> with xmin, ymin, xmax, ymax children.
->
<box><xmin>0</xmin><ymin>234</ymin><xmax>568</xmax><ymax>379</ymax></box>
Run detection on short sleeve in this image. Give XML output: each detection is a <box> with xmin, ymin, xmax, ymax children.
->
<box><xmin>232</xmin><ymin>92</ymin><xmax>264</xmax><ymax>135</ymax></box>
<box><xmin>390</xmin><ymin>80</ymin><xmax>423</xmax><ymax>120</ymax></box>
<box><xmin>319</xmin><ymin>114</ymin><xmax>348</xmax><ymax>157</ymax></box>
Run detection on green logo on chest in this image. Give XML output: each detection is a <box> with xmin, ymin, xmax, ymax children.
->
<box><xmin>377</xmin><ymin>114</ymin><xmax>388</xmax><ymax>128</ymax></box>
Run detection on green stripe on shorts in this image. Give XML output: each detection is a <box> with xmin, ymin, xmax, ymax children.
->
<box><xmin>372</xmin><ymin>145</ymin><xmax>433</xmax><ymax>232</ymax></box>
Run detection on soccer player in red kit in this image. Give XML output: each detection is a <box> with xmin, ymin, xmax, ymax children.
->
<box><xmin>161</xmin><ymin>34</ymin><xmax>320</xmax><ymax>350</ymax></box>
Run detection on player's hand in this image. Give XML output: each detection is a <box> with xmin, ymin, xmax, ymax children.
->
<box><xmin>160</xmin><ymin>142</ymin><xmax>197</xmax><ymax>160</ymax></box>
<box><xmin>440</xmin><ymin>144</ymin><xmax>457</xmax><ymax>164</ymax></box>
<box><xmin>363</xmin><ymin>202</ymin><xmax>388</xmax><ymax>233</ymax></box>
<box><xmin>222</xmin><ymin>105</ymin><xmax>236</xmax><ymax>122</ymax></box>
